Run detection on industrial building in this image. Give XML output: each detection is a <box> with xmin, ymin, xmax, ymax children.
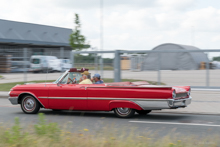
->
<box><xmin>0</xmin><ymin>19</ymin><xmax>72</xmax><ymax>72</ymax></box>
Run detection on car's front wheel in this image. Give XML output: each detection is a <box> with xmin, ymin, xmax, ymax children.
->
<box><xmin>114</xmin><ymin>108</ymin><xmax>135</xmax><ymax>118</ymax></box>
<box><xmin>136</xmin><ymin>110</ymin><xmax>152</xmax><ymax>115</ymax></box>
<box><xmin>21</xmin><ymin>95</ymin><xmax>40</xmax><ymax>114</ymax></box>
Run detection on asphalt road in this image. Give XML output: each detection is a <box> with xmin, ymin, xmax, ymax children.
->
<box><xmin>1</xmin><ymin>99</ymin><xmax>220</xmax><ymax>138</ymax></box>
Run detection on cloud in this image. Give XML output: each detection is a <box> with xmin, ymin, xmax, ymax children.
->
<box><xmin>156</xmin><ymin>0</ymin><xmax>196</xmax><ymax>11</ymax></box>
<box><xmin>1</xmin><ymin>0</ymin><xmax>220</xmax><ymax>51</ymax></box>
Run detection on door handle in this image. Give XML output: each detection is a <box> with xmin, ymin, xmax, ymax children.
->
<box><xmin>79</xmin><ymin>86</ymin><xmax>87</xmax><ymax>90</ymax></box>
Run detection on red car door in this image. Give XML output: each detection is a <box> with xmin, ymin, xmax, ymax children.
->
<box><xmin>48</xmin><ymin>84</ymin><xmax>89</xmax><ymax>110</ymax></box>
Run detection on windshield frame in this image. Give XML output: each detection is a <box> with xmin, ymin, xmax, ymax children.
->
<box><xmin>53</xmin><ymin>70</ymin><xmax>69</xmax><ymax>84</ymax></box>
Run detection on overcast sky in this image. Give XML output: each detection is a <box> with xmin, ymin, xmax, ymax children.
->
<box><xmin>1</xmin><ymin>0</ymin><xmax>220</xmax><ymax>52</ymax></box>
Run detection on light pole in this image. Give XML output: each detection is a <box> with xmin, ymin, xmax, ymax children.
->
<box><xmin>100</xmin><ymin>0</ymin><xmax>104</xmax><ymax>77</ymax></box>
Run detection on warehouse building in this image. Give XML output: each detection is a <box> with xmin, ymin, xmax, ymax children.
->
<box><xmin>0</xmin><ymin>19</ymin><xmax>72</xmax><ymax>72</ymax></box>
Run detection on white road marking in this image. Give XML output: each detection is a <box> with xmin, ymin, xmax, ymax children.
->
<box><xmin>129</xmin><ymin>121</ymin><xmax>220</xmax><ymax>127</ymax></box>
<box><xmin>0</xmin><ymin>105</ymin><xmax>19</xmax><ymax>108</ymax></box>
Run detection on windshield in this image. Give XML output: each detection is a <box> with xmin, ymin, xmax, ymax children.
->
<box><xmin>54</xmin><ymin>70</ymin><xmax>69</xmax><ymax>84</ymax></box>
<box><xmin>54</xmin><ymin>71</ymin><xmax>84</xmax><ymax>84</ymax></box>
<box><xmin>31</xmin><ymin>58</ymin><xmax>40</xmax><ymax>64</ymax></box>
<box><xmin>68</xmin><ymin>72</ymin><xmax>83</xmax><ymax>83</ymax></box>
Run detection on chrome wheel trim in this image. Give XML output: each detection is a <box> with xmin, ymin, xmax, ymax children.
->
<box><xmin>116</xmin><ymin>108</ymin><xmax>131</xmax><ymax>116</ymax></box>
<box><xmin>23</xmin><ymin>96</ymin><xmax>36</xmax><ymax>112</ymax></box>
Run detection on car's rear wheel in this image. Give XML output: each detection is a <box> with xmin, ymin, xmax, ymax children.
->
<box><xmin>21</xmin><ymin>95</ymin><xmax>40</xmax><ymax>114</ymax></box>
<box><xmin>114</xmin><ymin>108</ymin><xmax>135</xmax><ymax>118</ymax></box>
<box><xmin>136</xmin><ymin>110</ymin><xmax>152</xmax><ymax>115</ymax></box>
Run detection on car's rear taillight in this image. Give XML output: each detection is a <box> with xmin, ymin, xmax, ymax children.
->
<box><xmin>172</xmin><ymin>90</ymin><xmax>176</xmax><ymax>99</ymax></box>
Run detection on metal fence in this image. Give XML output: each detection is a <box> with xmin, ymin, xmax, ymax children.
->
<box><xmin>73</xmin><ymin>49</ymin><xmax>220</xmax><ymax>89</ymax></box>
<box><xmin>1</xmin><ymin>48</ymin><xmax>220</xmax><ymax>89</ymax></box>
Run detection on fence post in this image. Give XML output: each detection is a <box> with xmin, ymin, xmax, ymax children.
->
<box><xmin>206</xmin><ymin>61</ymin><xmax>210</xmax><ymax>87</ymax></box>
<box><xmin>157</xmin><ymin>52</ymin><xmax>161</xmax><ymax>85</ymax></box>
<box><xmin>95</xmin><ymin>54</ymin><xmax>98</xmax><ymax>73</ymax></box>
<box><xmin>70</xmin><ymin>51</ymin><xmax>74</xmax><ymax>68</ymax></box>
<box><xmin>23</xmin><ymin>48</ymin><xmax>27</xmax><ymax>82</ymax></box>
<box><xmin>60</xmin><ymin>47</ymin><xmax>64</xmax><ymax>72</ymax></box>
<box><xmin>100</xmin><ymin>57</ymin><xmax>103</xmax><ymax>77</ymax></box>
<box><xmin>114</xmin><ymin>50</ymin><xmax>121</xmax><ymax>82</ymax></box>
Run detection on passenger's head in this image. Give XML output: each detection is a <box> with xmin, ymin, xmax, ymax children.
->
<box><xmin>93</xmin><ymin>73</ymin><xmax>101</xmax><ymax>82</ymax></box>
<box><xmin>81</xmin><ymin>71</ymin><xmax>90</xmax><ymax>80</ymax></box>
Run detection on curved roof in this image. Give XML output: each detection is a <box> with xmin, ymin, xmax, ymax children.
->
<box><xmin>152</xmin><ymin>43</ymin><xmax>209</xmax><ymax>64</ymax></box>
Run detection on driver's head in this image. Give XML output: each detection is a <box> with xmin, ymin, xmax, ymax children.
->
<box><xmin>81</xmin><ymin>71</ymin><xmax>90</xmax><ymax>80</ymax></box>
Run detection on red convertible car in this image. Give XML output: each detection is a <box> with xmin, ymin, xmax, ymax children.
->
<box><xmin>8</xmin><ymin>68</ymin><xmax>192</xmax><ymax>118</ymax></box>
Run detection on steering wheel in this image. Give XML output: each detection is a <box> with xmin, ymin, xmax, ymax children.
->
<box><xmin>67</xmin><ymin>78</ymin><xmax>74</xmax><ymax>84</ymax></box>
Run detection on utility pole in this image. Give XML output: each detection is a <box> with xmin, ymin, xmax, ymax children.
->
<box><xmin>100</xmin><ymin>0</ymin><xmax>104</xmax><ymax>77</ymax></box>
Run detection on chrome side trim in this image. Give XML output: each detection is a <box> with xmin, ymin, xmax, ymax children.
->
<box><xmin>39</xmin><ymin>97</ymin><xmax>87</xmax><ymax>100</ymax></box>
<box><xmin>88</xmin><ymin>98</ymin><xmax>168</xmax><ymax>101</ymax></box>
<box><xmin>8</xmin><ymin>97</ymin><xmax>18</xmax><ymax>105</ymax></box>
<box><xmin>35</xmin><ymin>96</ymin><xmax>192</xmax><ymax>111</ymax></box>
<box><xmin>38</xmin><ymin>97</ymin><xmax>168</xmax><ymax>101</ymax></box>
<box><xmin>18</xmin><ymin>92</ymin><xmax>45</xmax><ymax>108</ymax></box>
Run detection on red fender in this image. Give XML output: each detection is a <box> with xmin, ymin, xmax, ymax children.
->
<box><xmin>109</xmin><ymin>100</ymin><xmax>143</xmax><ymax>110</ymax></box>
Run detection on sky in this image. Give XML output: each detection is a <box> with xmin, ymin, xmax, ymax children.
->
<box><xmin>1</xmin><ymin>0</ymin><xmax>220</xmax><ymax>55</ymax></box>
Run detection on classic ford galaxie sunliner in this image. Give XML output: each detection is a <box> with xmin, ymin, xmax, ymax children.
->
<box><xmin>8</xmin><ymin>68</ymin><xmax>192</xmax><ymax>118</ymax></box>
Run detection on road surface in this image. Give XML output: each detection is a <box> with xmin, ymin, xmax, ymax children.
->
<box><xmin>1</xmin><ymin>98</ymin><xmax>220</xmax><ymax>138</ymax></box>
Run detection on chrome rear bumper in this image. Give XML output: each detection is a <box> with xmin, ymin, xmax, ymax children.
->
<box><xmin>134</xmin><ymin>97</ymin><xmax>192</xmax><ymax>110</ymax></box>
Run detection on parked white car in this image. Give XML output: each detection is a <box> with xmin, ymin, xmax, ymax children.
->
<box><xmin>59</xmin><ymin>59</ymin><xmax>72</xmax><ymax>71</ymax></box>
<box><xmin>30</xmin><ymin>55</ymin><xmax>61</xmax><ymax>73</ymax></box>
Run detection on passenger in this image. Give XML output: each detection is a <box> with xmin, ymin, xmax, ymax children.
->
<box><xmin>79</xmin><ymin>71</ymin><xmax>93</xmax><ymax>84</ymax></box>
<box><xmin>92</xmin><ymin>73</ymin><xmax>104</xmax><ymax>84</ymax></box>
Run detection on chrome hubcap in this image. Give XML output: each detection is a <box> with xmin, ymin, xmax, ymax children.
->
<box><xmin>23</xmin><ymin>97</ymin><xmax>35</xmax><ymax>111</ymax></box>
<box><xmin>116</xmin><ymin>108</ymin><xmax>131</xmax><ymax>115</ymax></box>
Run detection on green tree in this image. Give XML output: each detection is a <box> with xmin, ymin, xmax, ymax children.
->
<box><xmin>69</xmin><ymin>14</ymin><xmax>90</xmax><ymax>50</ymax></box>
<box><xmin>213</xmin><ymin>56</ymin><xmax>220</xmax><ymax>61</ymax></box>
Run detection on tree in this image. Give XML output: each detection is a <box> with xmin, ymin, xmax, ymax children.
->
<box><xmin>69</xmin><ymin>14</ymin><xmax>90</xmax><ymax>50</ymax></box>
<box><xmin>213</xmin><ymin>56</ymin><xmax>220</xmax><ymax>61</ymax></box>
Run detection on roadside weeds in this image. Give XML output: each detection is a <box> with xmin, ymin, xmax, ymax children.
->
<box><xmin>0</xmin><ymin>113</ymin><xmax>219</xmax><ymax>147</ymax></box>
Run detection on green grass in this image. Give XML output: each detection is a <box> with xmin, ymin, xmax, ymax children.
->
<box><xmin>0</xmin><ymin>75</ymin><xmax>3</xmax><ymax>79</ymax></box>
<box><xmin>75</xmin><ymin>66</ymin><xmax>114</xmax><ymax>70</ymax></box>
<box><xmin>0</xmin><ymin>80</ymin><xmax>55</xmax><ymax>91</ymax></box>
<box><xmin>0</xmin><ymin>113</ymin><xmax>219</xmax><ymax>147</ymax></box>
<box><xmin>0</xmin><ymin>79</ymin><xmax>165</xmax><ymax>91</ymax></box>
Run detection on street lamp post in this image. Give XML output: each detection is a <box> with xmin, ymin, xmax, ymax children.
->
<box><xmin>100</xmin><ymin>0</ymin><xmax>104</xmax><ymax>77</ymax></box>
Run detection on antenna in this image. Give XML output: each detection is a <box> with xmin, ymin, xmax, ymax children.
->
<box><xmin>45</xmin><ymin>52</ymin><xmax>52</xmax><ymax>87</ymax></box>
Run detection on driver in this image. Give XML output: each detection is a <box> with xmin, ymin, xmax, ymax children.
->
<box><xmin>79</xmin><ymin>71</ymin><xmax>93</xmax><ymax>84</ymax></box>
<box><xmin>67</xmin><ymin>73</ymin><xmax>77</xmax><ymax>84</ymax></box>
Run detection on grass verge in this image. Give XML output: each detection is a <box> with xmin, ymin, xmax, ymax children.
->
<box><xmin>0</xmin><ymin>113</ymin><xmax>219</xmax><ymax>147</ymax></box>
<box><xmin>0</xmin><ymin>79</ymin><xmax>165</xmax><ymax>91</ymax></box>
<box><xmin>75</xmin><ymin>66</ymin><xmax>114</xmax><ymax>70</ymax></box>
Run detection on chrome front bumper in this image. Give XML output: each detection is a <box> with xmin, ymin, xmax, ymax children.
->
<box><xmin>134</xmin><ymin>97</ymin><xmax>192</xmax><ymax>110</ymax></box>
<box><xmin>8</xmin><ymin>97</ymin><xmax>18</xmax><ymax>105</ymax></box>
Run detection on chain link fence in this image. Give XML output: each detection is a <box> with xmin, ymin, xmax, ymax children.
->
<box><xmin>1</xmin><ymin>48</ymin><xmax>220</xmax><ymax>89</ymax></box>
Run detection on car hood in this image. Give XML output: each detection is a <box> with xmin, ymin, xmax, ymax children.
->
<box><xmin>11</xmin><ymin>82</ymin><xmax>54</xmax><ymax>90</ymax></box>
